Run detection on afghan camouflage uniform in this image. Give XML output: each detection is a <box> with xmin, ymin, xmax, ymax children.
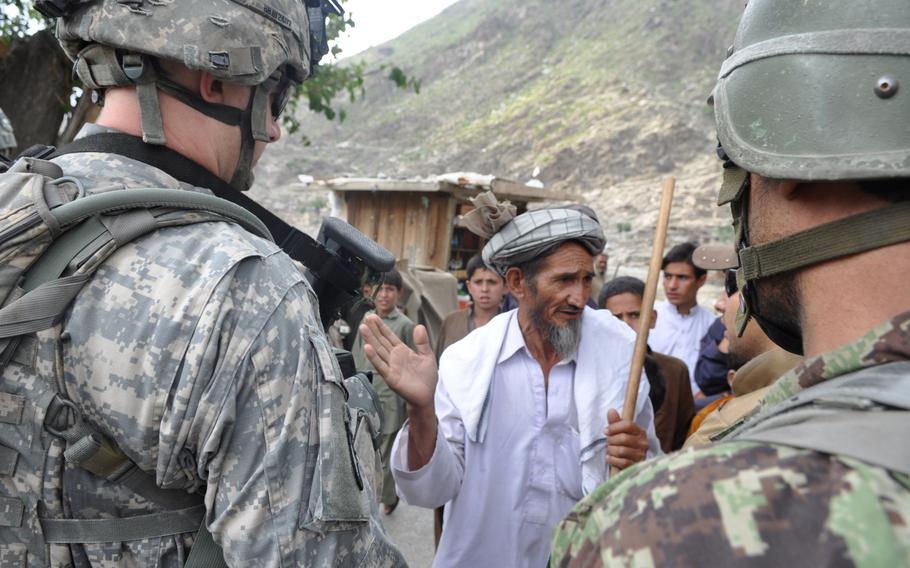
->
<box><xmin>551</xmin><ymin>310</ymin><xmax>910</xmax><ymax>567</ymax></box>
<box><xmin>39</xmin><ymin>125</ymin><xmax>405</xmax><ymax>566</ymax></box>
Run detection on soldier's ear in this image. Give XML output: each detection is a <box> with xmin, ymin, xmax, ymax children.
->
<box><xmin>199</xmin><ymin>71</ymin><xmax>225</xmax><ymax>104</ymax></box>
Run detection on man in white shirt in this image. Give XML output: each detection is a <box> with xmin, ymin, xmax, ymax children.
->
<box><xmin>648</xmin><ymin>241</ymin><xmax>715</xmax><ymax>394</ymax></box>
<box><xmin>360</xmin><ymin>198</ymin><xmax>661</xmax><ymax>567</ymax></box>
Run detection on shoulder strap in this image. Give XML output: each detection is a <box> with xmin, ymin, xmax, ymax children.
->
<box><xmin>49</xmin><ymin>187</ymin><xmax>271</xmax><ymax>240</ymax></box>
<box><xmin>20</xmin><ymin>189</ymin><xmax>253</xmax><ymax>566</ymax></box>
<box><xmin>185</xmin><ymin>522</ymin><xmax>228</xmax><ymax>568</ymax></box>
<box><xmin>0</xmin><ymin>188</ymin><xmax>272</xmax><ymax>341</ymax></box>
<box><xmin>732</xmin><ymin>361</ymin><xmax>910</xmax><ymax>475</ymax></box>
<box><xmin>41</xmin><ymin>506</ymin><xmax>206</xmax><ymax>544</ymax></box>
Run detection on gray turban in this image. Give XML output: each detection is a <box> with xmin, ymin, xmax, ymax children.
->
<box><xmin>481</xmin><ymin>207</ymin><xmax>606</xmax><ymax>276</ymax></box>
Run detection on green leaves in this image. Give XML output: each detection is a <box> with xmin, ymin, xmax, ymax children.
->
<box><xmin>281</xmin><ymin>6</ymin><xmax>420</xmax><ymax>136</ymax></box>
<box><xmin>386</xmin><ymin>65</ymin><xmax>421</xmax><ymax>93</ymax></box>
<box><xmin>0</xmin><ymin>0</ymin><xmax>45</xmax><ymax>41</ymax></box>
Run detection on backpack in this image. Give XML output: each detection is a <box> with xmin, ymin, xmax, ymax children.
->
<box><xmin>0</xmin><ymin>155</ymin><xmax>279</xmax><ymax>567</ymax></box>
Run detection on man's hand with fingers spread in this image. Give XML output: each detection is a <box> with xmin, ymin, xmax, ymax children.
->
<box><xmin>360</xmin><ymin>314</ymin><xmax>438</xmax><ymax>408</ymax></box>
<box><xmin>604</xmin><ymin>409</ymin><xmax>649</xmax><ymax>472</ymax></box>
<box><xmin>360</xmin><ymin>314</ymin><xmax>439</xmax><ymax>469</ymax></box>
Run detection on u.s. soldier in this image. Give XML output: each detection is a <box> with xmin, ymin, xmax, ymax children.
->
<box><xmin>552</xmin><ymin>0</ymin><xmax>910</xmax><ymax>565</ymax></box>
<box><xmin>0</xmin><ymin>1</ymin><xmax>405</xmax><ymax>566</ymax></box>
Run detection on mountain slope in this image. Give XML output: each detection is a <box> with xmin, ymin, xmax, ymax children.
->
<box><xmin>253</xmin><ymin>0</ymin><xmax>746</xmax><ymax>262</ymax></box>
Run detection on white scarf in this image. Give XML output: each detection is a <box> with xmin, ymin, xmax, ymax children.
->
<box><xmin>438</xmin><ymin>306</ymin><xmax>657</xmax><ymax>493</ymax></box>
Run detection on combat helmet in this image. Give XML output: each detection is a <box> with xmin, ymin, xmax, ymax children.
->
<box><xmin>38</xmin><ymin>0</ymin><xmax>341</xmax><ymax>189</ymax></box>
<box><xmin>710</xmin><ymin>0</ymin><xmax>910</xmax><ymax>354</ymax></box>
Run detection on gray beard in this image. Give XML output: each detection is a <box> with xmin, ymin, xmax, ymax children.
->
<box><xmin>530</xmin><ymin>305</ymin><xmax>582</xmax><ymax>360</ymax></box>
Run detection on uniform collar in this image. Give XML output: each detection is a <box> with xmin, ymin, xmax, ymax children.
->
<box><xmin>762</xmin><ymin>309</ymin><xmax>910</xmax><ymax>407</ymax></box>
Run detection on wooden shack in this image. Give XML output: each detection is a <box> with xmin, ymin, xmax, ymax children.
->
<box><xmin>323</xmin><ymin>174</ymin><xmax>566</xmax><ymax>275</ymax></box>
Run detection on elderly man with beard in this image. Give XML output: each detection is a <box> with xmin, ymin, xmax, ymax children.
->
<box><xmin>360</xmin><ymin>198</ymin><xmax>660</xmax><ymax>567</ymax></box>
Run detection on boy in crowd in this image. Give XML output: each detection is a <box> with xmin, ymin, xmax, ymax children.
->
<box><xmin>352</xmin><ymin>269</ymin><xmax>415</xmax><ymax>514</ymax></box>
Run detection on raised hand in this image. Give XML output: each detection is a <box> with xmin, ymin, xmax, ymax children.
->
<box><xmin>360</xmin><ymin>314</ymin><xmax>438</xmax><ymax>411</ymax></box>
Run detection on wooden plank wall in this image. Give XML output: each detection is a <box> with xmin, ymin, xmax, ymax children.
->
<box><xmin>345</xmin><ymin>192</ymin><xmax>456</xmax><ymax>270</ymax></box>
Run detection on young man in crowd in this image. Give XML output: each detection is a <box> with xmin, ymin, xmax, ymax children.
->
<box><xmin>648</xmin><ymin>242</ymin><xmax>715</xmax><ymax>394</ymax></box>
<box><xmin>436</xmin><ymin>255</ymin><xmax>506</xmax><ymax>358</ymax></box>
<box><xmin>692</xmin><ymin>246</ymin><xmax>734</xmax><ymax>407</ymax></box>
<box><xmin>600</xmin><ymin>277</ymin><xmax>695</xmax><ymax>452</ymax></box>
<box><xmin>352</xmin><ymin>269</ymin><xmax>416</xmax><ymax>514</ymax></box>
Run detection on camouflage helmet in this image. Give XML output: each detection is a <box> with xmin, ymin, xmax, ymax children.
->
<box><xmin>712</xmin><ymin>0</ymin><xmax>910</xmax><ymax>182</ymax></box>
<box><xmin>711</xmin><ymin>0</ymin><xmax>910</xmax><ymax>354</ymax></box>
<box><xmin>55</xmin><ymin>0</ymin><xmax>312</xmax><ymax>88</ymax></box>
<box><xmin>40</xmin><ymin>0</ymin><xmax>341</xmax><ymax>190</ymax></box>
<box><xmin>0</xmin><ymin>109</ymin><xmax>16</xmax><ymax>155</ymax></box>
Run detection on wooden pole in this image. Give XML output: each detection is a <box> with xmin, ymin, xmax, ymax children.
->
<box><xmin>612</xmin><ymin>177</ymin><xmax>675</xmax><ymax>473</ymax></box>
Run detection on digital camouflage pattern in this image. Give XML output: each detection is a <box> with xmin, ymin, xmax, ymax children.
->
<box><xmin>0</xmin><ymin>109</ymin><xmax>16</xmax><ymax>153</ymax></box>
<box><xmin>551</xmin><ymin>310</ymin><xmax>910</xmax><ymax>567</ymax></box>
<box><xmin>14</xmin><ymin>124</ymin><xmax>406</xmax><ymax>566</ymax></box>
<box><xmin>57</xmin><ymin>0</ymin><xmax>311</xmax><ymax>86</ymax></box>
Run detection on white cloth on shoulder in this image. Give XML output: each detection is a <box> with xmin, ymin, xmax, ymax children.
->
<box><xmin>439</xmin><ymin>306</ymin><xmax>658</xmax><ymax>489</ymax></box>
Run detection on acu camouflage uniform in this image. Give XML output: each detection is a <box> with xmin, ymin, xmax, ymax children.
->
<box><xmin>551</xmin><ymin>310</ymin><xmax>910</xmax><ymax>567</ymax></box>
<box><xmin>3</xmin><ymin>124</ymin><xmax>404</xmax><ymax>566</ymax></box>
<box><xmin>0</xmin><ymin>110</ymin><xmax>16</xmax><ymax>156</ymax></box>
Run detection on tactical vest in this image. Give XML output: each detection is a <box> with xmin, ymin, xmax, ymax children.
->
<box><xmin>0</xmin><ymin>156</ymin><xmax>385</xmax><ymax>566</ymax></box>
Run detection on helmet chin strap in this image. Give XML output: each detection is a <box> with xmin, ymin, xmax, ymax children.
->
<box><xmin>734</xmin><ymin>268</ymin><xmax>804</xmax><ymax>355</ymax></box>
<box><xmin>229</xmin><ymin>82</ymin><xmax>271</xmax><ymax>191</ymax></box>
<box><xmin>73</xmin><ymin>46</ymin><xmax>275</xmax><ymax>191</ymax></box>
<box><xmin>720</xmin><ymin>161</ymin><xmax>910</xmax><ymax>356</ymax></box>
<box><xmin>151</xmin><ymin>75</ymin><xmax>272</xmax><ymax>191</ymax></box>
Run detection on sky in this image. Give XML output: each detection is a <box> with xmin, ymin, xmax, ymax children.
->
<box><xmin>334</xmin><ymin>0</ymin><xmax>461</xmax><ymax>58</ymax></box>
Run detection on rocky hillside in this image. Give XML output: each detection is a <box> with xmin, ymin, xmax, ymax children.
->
<box><xmin>252</xmin><ymin>0</ymin><xmax>746</xmax><ymax>273</ymax></box>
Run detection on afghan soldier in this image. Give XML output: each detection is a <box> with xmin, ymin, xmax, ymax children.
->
<box><xmin>0</xmin><ymin>1</ymin><xmax>405</xmax><ymax>566</ymax></box>
<box><xmin>552</xmin><ymin>0</ymin><xmax>910</xmax><ymax>565</ymax></box>
<box><xmin>0</xmin><ymin>108</ymin><xmax>16</xmax><ymax>157</ymax></box>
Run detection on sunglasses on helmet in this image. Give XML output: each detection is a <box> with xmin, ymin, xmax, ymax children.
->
<box><xmin>264</xmin><ymin>71</ymin><xmax>295</xmax><ymax>120</ymax></box>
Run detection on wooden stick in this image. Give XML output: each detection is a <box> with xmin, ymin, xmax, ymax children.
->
<box><xmin>612</xmin><ymin>177</ymin><xmax>675</xmax><ymax>473</ymax></box>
